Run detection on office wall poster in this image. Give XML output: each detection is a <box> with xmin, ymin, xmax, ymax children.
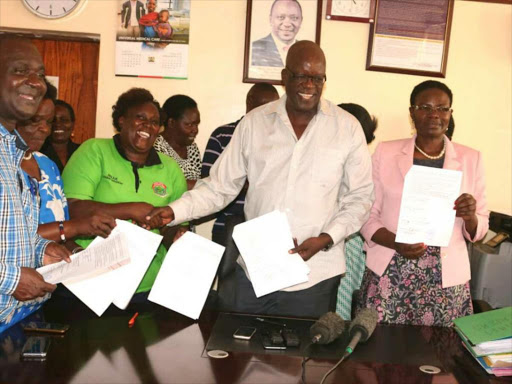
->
<box><xmin>115</xmin><ymin>0</ymin><xmax>190</xmax><ymax>79</ymax></box>
<box><xmin>243</xmin><ymin>0</ymin><xmax>322</xmax><ymax>84</ymax></box>
<box><xmin>366</xmin><ymin>0</ymin><xmax>454</xmax><ymax>77</ymax></box>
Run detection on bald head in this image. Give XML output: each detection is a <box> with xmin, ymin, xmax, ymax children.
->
<box><xmin>285</xmin><ymin>40</ymin><xmax>326</xmax><ymax>69</ymax></box>
<box><xmin>246</xmin><ymin>83</ymin><xmax>279</xmax><ymax>113</ymax></box>
<box><xmin>0</xmin><ymin>36</ymin><xmax>46</xmax><ymax>131</ymax></box>
<box><xmin>282</xmin><ymin>41</ymin><xmax>326</xmax><ymax>115</ymax></box>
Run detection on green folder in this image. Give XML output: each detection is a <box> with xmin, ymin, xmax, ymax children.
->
<box><xmin>453</xmin><ymin>306</ymin><xmax>512</xmax><ymax>345</ymax></box>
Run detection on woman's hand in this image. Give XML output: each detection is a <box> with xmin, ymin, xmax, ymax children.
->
<box><xmin>73</xmin><ymin>213</ymin><xmax>117</xmax><ymax>238</ymax></box>
<box><xmin>394</xmin><ymin>242</ymin><xmax>426</xmax><ymax>260</ymax></box>
<box><xmin>127</xmin><ymin>202</ymin><xmax>157</xmax><ymax>228</ymax></box>
<box><xmin>454</xmin><ymin>193</ymin><xmax>478</xmax><ymax>238</ymax></box>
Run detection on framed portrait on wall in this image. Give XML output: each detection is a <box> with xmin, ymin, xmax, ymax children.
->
<box><xmin>243</xmin><ymin>0</ymin><xmax>323</xmax><ymax>84</ymax></box>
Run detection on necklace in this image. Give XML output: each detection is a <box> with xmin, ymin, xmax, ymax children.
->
<box><xmin>414</xmin><ymin>139</ymin><xmax>446</xmax><ymax>160</ymax></box>
<box><xmin>23</xmin><ymin>152</ymin><xmax>33</xmax><ymax>161</ymax></box>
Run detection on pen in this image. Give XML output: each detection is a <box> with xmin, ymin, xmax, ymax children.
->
<box><xmin>255</xmin><ymin>317</ymin><xmax>286</xmax><ymax>328</ymax></box>
<box><xmin>128</xmin><ymin>312</ymin><xmax>139</xmax><ymax>327</ymax></box>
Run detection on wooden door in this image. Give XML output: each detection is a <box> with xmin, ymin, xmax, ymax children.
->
<box><xmin>31</xmin><ymin>38</ymin><xmax>99</xmax><ymax>143</ymax></box>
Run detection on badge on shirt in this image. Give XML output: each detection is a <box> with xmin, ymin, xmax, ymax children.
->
<box><xmin>152</xmin><ymin>182</ymin><xmax>168</xmax><ymax>197</ymax></box>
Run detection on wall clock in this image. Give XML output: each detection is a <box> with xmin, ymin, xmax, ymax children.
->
<box><xmin>326</xmin><ymin>0</ymin><xmax>375</xmax><ymax>23</ymax></box>
<box><xmin>22</xmin><ymin>0</ymin><xmax>83</xmax><ymax>19</ymax></box>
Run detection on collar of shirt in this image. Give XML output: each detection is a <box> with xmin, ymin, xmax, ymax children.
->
<box><xmin>264</xmin><ymin>95</ymin><xmax>334</xmax><ymax>119</ymax></box>
<box><xmin>113</xmin><ymin>134</ymin><xmax>161</xmax><ymax>168</ymax></box>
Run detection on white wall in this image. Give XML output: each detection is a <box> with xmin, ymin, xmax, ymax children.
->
<box><xmin>1</xmin><ymin>0</ymin><xmax>510</xmax><ymax>239</ymax></box>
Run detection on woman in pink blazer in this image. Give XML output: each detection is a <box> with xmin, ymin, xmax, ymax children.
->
<box><xmin>359</xmin><ymin>80</ymin><xmax>489</xmax><ymax>327</ymax></box>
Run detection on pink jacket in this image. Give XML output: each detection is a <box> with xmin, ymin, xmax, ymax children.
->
<box><xmin>361</xmin><ymin>136</ymin><xmax>489</xmax><ymax>288</ymax></box>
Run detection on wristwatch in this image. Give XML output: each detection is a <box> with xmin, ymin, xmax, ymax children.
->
<box><xmin>320</xmin><ymin>233</ymin><xmax>334</xmax><ymax>252</ymax></box>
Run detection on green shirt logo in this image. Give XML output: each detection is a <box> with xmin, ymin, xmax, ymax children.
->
<box><xmin>152</xmin><ymin>182</ymin><xmax>168</xmax><ymax>197</ymax></box>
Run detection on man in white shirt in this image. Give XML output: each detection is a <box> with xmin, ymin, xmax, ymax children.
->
<box><xmin>252</xmin><ymin>0</ymin><xmax>303</xmax><ymax>67</ymax></box>
<box><xmin>148</xmin><ymin>41</ymin><xmax>373</xmax><ymax>318</ymax></box>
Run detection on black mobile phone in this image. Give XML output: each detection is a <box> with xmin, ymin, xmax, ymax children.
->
<box><xmin>21</xmin><ymin>337</ymin><xmax>51</xmax><ymax>360</ymax></box>
<box><xmin>23</xmin><ymin>322</ymin><xmax>70</xmax><ymax>334</ymax></box>
<box><xmin>261</xmin><ymin>331</ymin><xmax>286</xmax><ymax>350</ymax></box>
<box><xmin>233</xmin><ymin>326</ymin><xmax>257</xmax><ymax>340</ymax></box>
<box><xmin>281</xmin><ymin>328</ymin><xmax>300</xmax><ymax>347</ymax></box>
<box><xmin>485</xmin><ymin>232</ymin><xmax>509</xmax><ymax>248</ymax></box>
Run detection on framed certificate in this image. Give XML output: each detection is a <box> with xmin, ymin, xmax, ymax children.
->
<box><xmin>366</xmin><ymin>0</ymin><xmax>454</xmax><ymax>77</ymax></box>
<box><xmin>326</xmin><ymin>0</ymin><xmax>376</xmax><ymax>23</ymax></box>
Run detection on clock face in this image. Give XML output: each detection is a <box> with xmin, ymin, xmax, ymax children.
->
<box><xmin>331</xmin><ymin>0</ymin><xmax>371</xmax><ymax>19</ymax></box>
<box><xmin>22</xmin><ymin>0</ymin><xmax>82</xmax><ymax>19</ymax></box>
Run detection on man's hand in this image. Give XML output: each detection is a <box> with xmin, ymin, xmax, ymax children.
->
<box><xmin>145</xmin><ymin>207</ymin><xmax>175</xmax><ymax>228</ymax></box>
<box><xmin>43</xmin><ymin>242</ymin><xmax>71</xmax><ymax>265</ymax></box>
<box><xmin>289</xmin><ymin>234</ymin><xmax>333</xmax><ymax>261</ymax></box>
<box><xmin>394</xmin><ymin>242</ymin><xmax>426</xmax><ymax>260</ymax></box>
<box><xmin>12</xmin><ymin>267</ymin><xmax>56</xmax><ymax>301</ymax></box>
<box><xmin>173</xmin><ymin>226</ymin><xmax>188</xmax><ymax>243</ymax></box>
<box><xmin>74</xmin><ymin>213</ymin><xmax>117</xmax><ymax>238</ymax></box>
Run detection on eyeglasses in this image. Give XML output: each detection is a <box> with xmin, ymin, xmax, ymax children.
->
<box><xmin>412</xmin><ymin>105</ymin><xmax>453</xmax><ymax>114</ymax></box>
<box><xmin>285</xmin><ymin>67</ymin><xmax>326</xmax><ymax>86</ymax></box>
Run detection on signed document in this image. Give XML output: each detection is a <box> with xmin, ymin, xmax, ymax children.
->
<box><xmin>37</xmin><ymin>232</ymin><xmax>130</xmax><ymax>285</ymax></box>
<box><xmin>395</xmin><ymin>165</ymin><xmax>462</xmax><ymax>247</ymax></box>
<box><xmin>232</xmin><ymin>210</ymin><xmax>309</xmax><ymax>297</ymax></box>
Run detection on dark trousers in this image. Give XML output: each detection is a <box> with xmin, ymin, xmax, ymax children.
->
<box><xmin>233</xmin><ymin>265</ymin><xmax>340</xmax><ymax>319</ymax></box>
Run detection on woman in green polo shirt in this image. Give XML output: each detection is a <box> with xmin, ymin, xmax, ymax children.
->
<box><xmin>62</xmin><ymin>88</ymin><xmax>187</xmax><ymax>302</ymax></box>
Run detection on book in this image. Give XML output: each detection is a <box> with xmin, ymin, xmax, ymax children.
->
<box><xmin>453</xmin><ymin>307</ymin><xmax>512</xmax><ymax>345</ymax></box>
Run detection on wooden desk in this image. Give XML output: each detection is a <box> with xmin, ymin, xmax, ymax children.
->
<box><xmin>0</xmin><ymin>303</ymin><xmax>510</xmax><ymax>384</ymax></box>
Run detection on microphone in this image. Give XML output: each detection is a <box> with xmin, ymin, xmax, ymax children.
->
<box><xmin>344</xmin><ymin>308</ymin><xmax>378</xmax><ymax>357</ymax></box>
<box><xmin>309</xmin><ymin>312</ymin><xmax>345</xmax><ymax>345</ymax></box>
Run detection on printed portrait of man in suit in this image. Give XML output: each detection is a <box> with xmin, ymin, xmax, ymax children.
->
<box><xmin>251</xmin><ymin>0</ymin><xmax>303</xmax><ymax>68</ymax></box>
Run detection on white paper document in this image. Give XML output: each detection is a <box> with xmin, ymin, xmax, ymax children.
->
<box><xmin>64</xmin><ymin>220</ymin><xmax>162</xmax><ymax>316</ymax></box>
<box><xmin>395</xmin><ymin>165</ymin><xmax>462</xmax><ymax>247</ymax></box>
<box><xmin>37</xmin><ymin>232</ymin><xmax>130</xmax><ymax>284</ymax></box>
<box><xmin>148</xmin><ymin>231</ymin><xmax>224</xmax><ymax>320</ymax></box>
<box><xmin>232</xmin><ymin>210</ymin><xmax>310</xmax><ymax>298</ymax></box>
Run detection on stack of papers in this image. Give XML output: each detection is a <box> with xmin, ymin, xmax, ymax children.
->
<box><xmin>454</xmin><ymin>306</ymin><xmax>512</xmax><ymax>376</ymax></box>
<box><xmin>232</xmin><ymin>210</ymin><xmax>309</xmax><ymax>297</ymax></box>
<box><xmin>62</xmin><ymin>220</ymin><xmax>162</xmax><ymax>316</ymax></box>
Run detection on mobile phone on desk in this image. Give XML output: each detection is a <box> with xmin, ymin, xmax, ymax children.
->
<box><xmin>233</xmin><ymin>326</ymin><xmax>257</xmax><ymax>340</ymax></box>
<box><xmin>21</xmin><ymin>336</ymin><xmax>50</xmax><ymax>360</ymax></box>
<box><xmin>261</xmin><ymin>331</ymin><xmax>286</xmax><ymax>350</ymax></box>
<box><xmin>23</xmin><ymin>322</ymin><xmax>70</xmax><ymax>334</ymax></box>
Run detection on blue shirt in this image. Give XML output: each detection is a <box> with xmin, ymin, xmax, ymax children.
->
<box><xmin>201</xmin><ymin>119</ymin><xmax>245</xmax><ymax>233</ymax></box>
<box><xmin>22</xmin><ymin>152</ymin><xmax>69</xmax><ymax>224</ymax></box>
<box><xmin>0</xmin><ymin>123</ymin><xmax>51</xmax><ymax>323</ymax></box>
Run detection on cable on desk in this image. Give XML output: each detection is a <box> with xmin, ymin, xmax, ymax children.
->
<box><xmin>319</xmin><ymin>354</ymin><xmax>347</xmax><ymax>384</ymax></box>
<box><xmin>301</xmin><ymin>357</ymin><xmax>310</xmax><ymax>384</ymax></box>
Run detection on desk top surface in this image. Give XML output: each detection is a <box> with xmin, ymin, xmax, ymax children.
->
<box><xmin>0</xmin><ymin>302</ymin><xmax>510</xmax><ymax>384</ymax></box>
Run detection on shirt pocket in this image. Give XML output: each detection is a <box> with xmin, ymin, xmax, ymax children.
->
<box><xmin>313</xmin><ymin>149</ymin><xmax>344</xmax><ymax>188</ymax></box>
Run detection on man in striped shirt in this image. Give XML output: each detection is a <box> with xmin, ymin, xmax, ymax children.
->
<box><xmin>201</xmin><ymin>83</ymin><xmax>279</xmax><ymax>246</ymax></box>
<box><xmin>0</xmin><ymin>37</ymin><xmax>70</xmax><ymax>329</ymax></box>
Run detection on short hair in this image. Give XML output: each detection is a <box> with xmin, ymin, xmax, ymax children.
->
<box><xmin>159</xmin><ymin>9</ymin><xmax>169</xmax><ymax>15</ymax></box>
<box><xmin>162</xmin><ymin>94</ymin><xmax>197</xmax><ymax>125</ymax></box>
<box><xmin>44</xmin><ymin>79</ymin><xmax>57</xmax><ymax>102</ymax></box>
<box><xmin>338</xmin><ymin>103</ymin><xmax>378</xmax><ymax>145</ymax></box>
<box><xmin>112</xmin><ymin>88</ymin><xmax>162</xmax><ymax>132</ymax></box>
<box><xmin>54</xmin><ymin>99</ymin><xmax>76</xmax><ymax>122</ymax></box>
<box><xmin>270</xmin><ymin>0</ymin><xmax>302</xmax><ymax>16</ymax></box>
<box><xmin>410</xmin><ymin>80</ymin><xmax>453</xmax><ymax>106</ymax></box>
